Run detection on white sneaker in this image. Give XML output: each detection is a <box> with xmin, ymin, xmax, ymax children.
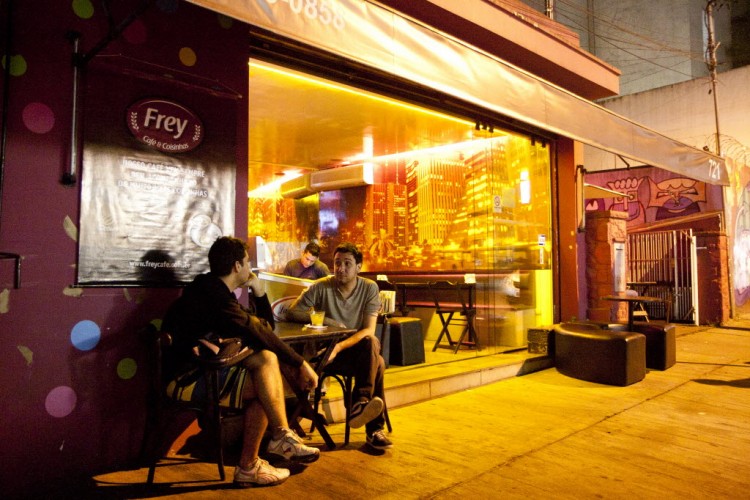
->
<box><xmin>233</xmin><ymin>458</ymin><xmax>289</xmax><ymax>487</ymax></box>
<box><xmin>267</xmin><ymin>428</ymin><xmax>320</xmax><ymax>463</ymax></box>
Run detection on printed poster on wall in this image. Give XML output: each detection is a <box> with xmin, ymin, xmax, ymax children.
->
<box><xmin>77</xmin><ymin>66</ymin><xmax>237</xmax><ymax>285</ymax></box>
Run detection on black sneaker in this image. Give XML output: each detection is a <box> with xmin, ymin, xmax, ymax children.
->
<box><xmin>366</xmin><ymin>429</ymin><xmax>393</xmax><ymax>449</ymax></box>
<box><xmin>348</xmin><ymin>397</ymin><xmax>384</xmax><ymax>428</ymax></box>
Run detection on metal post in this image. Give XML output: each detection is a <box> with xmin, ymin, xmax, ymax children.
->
<box><xmin>705</xmin><ymin>0</ymin><xmax>721</xmax><ymax>156</ymax></box>
<box><xmin>63</xmin><ymin>32</ymin><xmax>81</xmax><ymax>185</ymax></box>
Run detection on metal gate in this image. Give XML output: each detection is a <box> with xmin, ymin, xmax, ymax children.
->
<box><xmin>627</xmin><ymin>229</ymin><xmax>698</xmax><ymax>324</ymax></box>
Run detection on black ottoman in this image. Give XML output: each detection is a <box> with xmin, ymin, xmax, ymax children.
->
<box><xmin>389</xmin><ymin>317</ymin><xmax>425</xmax><ymax>366</ymax></box>
<box><xmin>375</xmin><ymin>319</ymin><xmax>391</xmax><ymax>368</ymax></box>
<box><xmin>630</xmin><ymin>323</ymin><xmax>676</xmax><ymax>370</ymax></box>
<box><xmin>554</xmin><ymin>323</ymin><xmax>646</xmax><ymax>386</ymax></box>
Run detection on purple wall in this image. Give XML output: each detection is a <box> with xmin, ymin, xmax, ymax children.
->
<box><xmin>0</xmin><ymin>1</ymin><xmax>248</xmax><ymax>495</ymax></box>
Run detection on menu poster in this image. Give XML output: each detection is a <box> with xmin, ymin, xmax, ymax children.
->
<box><xmin>77</xmin><ymin>68</ymin><xmax>237</xmax><ymax>286</ymax></box>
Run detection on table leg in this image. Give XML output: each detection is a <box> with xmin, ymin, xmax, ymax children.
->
<box><xmin>627</xmin><ymin>303</ymin><xmax>634</xmax><ymax>331</ymax></box>
<box><xmin>283</xmin><ymin>335</ymin><xmax>343</xmax><ymax>450</ymax></box>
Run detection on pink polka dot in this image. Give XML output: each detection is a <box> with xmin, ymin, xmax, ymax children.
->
<box><xmin>45</xmin><ymin>386</ymin><xmax>77</xmax><ymax>418</ymax></box>
<box><xmin>22</xmin><ymin>102</ymin><xmax>55</xmax><ymax>134</ymax></box>
<box><xmin>123</xmin><ymin>19</ymin><xmax>147</xmax><ymax>45</ymax></box>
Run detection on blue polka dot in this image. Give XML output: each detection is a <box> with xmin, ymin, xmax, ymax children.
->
<box><xmin>71</xmin><ymin>320</ymin><xmax>101</xmax><ymax>351</ymax></box>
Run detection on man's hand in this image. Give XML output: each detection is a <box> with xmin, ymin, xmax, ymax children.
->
<box><xmin>325</xmin><ymin>342</ymin><xmax>342</xmax><ymax>365</ymax></box>
<box><xmin>246</xmin><ymin>272</ymin><xmax>265</xmax><ymax>297</ymax></box>
<box><xmin>298</xmin><ymin>361</ymin><xmax>319</xmax><ymax>392</ymax></box>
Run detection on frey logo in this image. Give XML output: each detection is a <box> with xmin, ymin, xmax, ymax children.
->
<box><xmin>126</xmin><ymin>98</ymin><xmax>204</xmax><ymax>153</ymax></box>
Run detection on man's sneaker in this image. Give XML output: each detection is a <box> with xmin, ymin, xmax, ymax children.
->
<box><xmin>267</xmin><ymin>428</ymin><xmax>320</xmax><ymax>463</ymax></box>
<box><xmin>348</xmin><ymin>397</ymin><xmax>384</xmax><ymax>429</ymax></box>
<box><xmin>366</xmin><ymin>429</ymin><xmax>393</xmax><ymax>449</ymax></box>
<box><xmin>233</xmin><ymin>458</ymin><xmax>289</xmax><ymax>487</ymax></box>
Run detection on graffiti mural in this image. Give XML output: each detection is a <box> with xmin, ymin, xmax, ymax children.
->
<box><xmin>585</xmin><ymin>167</ymin><xmax>720</xmax><ymax>229</ymax></box>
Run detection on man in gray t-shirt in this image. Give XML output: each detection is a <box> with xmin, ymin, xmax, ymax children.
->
<box><xmin>288</xmin><ymin>242</ymin><xmax>392</xmax><ymax>450</ymax></box>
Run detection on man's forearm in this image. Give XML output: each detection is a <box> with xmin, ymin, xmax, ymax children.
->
<box><xmin>286</xmin><ymin>308</ymin><xmax>310</xmax><ymax>323</ymax></box>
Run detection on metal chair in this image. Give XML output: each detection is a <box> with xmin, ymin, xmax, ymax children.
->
<box><xmin>139</xmin><ymin>324</ymin><xmax>251</xmax><ymax>484</ymax></box>
<box><xmin>311</xmin><ymin>370</ymin><xmax>392</xmax><ymax>446</ymax></box>
<box><xmin>310</xmin><ymin>329</ymin><xmax>392</xmax><ymax>446</ymax></box>
<box><xmin>429</xmin><ymin>280</ymin><xmax>478</xmax><ymax>353</ymax></box>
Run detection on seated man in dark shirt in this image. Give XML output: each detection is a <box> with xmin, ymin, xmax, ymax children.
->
<box><xmin>282</xmin><ymin>242</ymin><xmax>330</xmax><ymax>279</ymax></box>
<box><xmin>163</xmin><ymin>236</ymin><xmax>319</xmax><ymax>487</ymax></box>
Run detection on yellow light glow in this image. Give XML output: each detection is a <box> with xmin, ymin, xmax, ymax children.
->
<box><xmin>351</xmin><ymin>136</ymin><xmax>508</xmax><ymax>165</ymax></box>
<box><xmin>249</xmin><ymin>60</ymin><xmax>475</xmax><ymax>128</ymax></box>
<box><xmin>248</xmin><ymin>171</ymin><xmax>303</xmax><ymax>198</ymax></box>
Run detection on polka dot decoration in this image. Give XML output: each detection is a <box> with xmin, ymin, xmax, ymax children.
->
<box><xmin>123</xmin><ymin>19</ymin><xmax>147</xmax><ymax>45</ymax></box>
<box><xmin>70</xmin><ymin>319</ymin><xmax>101</xmax><ymax>351</ymax></box>
<box><xmin>71</xmin><ymin>0</ymin><xmax>94</xmax><ymax>19</ymax></box>
<box><xmin>2</xmin><ymin>54</ymin><xmax>27</xmax><ymax>77</ymax></box>
<box><xmin>22</xmin><ymin>103</ymin><xmax>55</xmax><ymax>134</ymax></box>
<box><xmin>179</xmin><ymin>47</ymin><xmax>197</xmax><ymax>67</ymax></box>
<box><xmin>217</xmin><ymin>14</ymin><xmax>234</xmax><ymax>29</ymax></box>
<box><xmin>117</xmin><ymin>358</ymin><xmax>137</xmax><ymax>380</ymax></box>
<box><xmin>45</xmin><ymin>386</ymin><xmax>77</xmax><ymax>418</ymax></box>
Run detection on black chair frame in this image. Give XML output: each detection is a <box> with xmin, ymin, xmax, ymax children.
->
<box><xmin>311</xmin><ymin>370</ymin><xmax>392</xmax><ymax>446</ymax></box>
<box><xmin>139</xmin><ymin>325</ymin><xmax>251</xmax><ymax>484</ymax></box>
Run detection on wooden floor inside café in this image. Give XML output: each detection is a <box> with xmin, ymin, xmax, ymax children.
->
<box><xmin>66</xmin><ymin>324</ymin><xmax>750</xmax><ymax>499</ymax></box>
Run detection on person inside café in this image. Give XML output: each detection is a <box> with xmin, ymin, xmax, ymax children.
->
<box><xmin>286</xmin><ymin>242</ymin><xmax>392</xmax><ymax>450</ymax></box>
<box><xmin>282</xmin><ymin>241</ymin><xmax>331</xmax><ymax>279</ymax></box>
<box><xmin>162</xmin><ymin>236</ymin><xmax>320</xmax><ymax>487</ymax></box>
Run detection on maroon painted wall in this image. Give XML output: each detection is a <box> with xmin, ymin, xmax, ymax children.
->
<box><xmin>0</xmin><ymin>1</ymin><xmax>248</xmax><ymax>495</ymax></box>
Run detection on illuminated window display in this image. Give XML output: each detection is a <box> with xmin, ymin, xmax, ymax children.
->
<box><xmin>247</xmin><ymin>61</ymin><xmax>552</xmax><ymax>351</ymax></box>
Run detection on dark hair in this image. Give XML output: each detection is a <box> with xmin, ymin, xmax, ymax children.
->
<box><xmin>208</xmin><ymin>236</ymin><xmax>248</xmax><ymax>276</ymax></box>
<box><xmin>304</xmin><ymin>242</ymin><xmax>321</xmax><ymax>257</ymax></box>
<box><xmin>334</xmin><ymin>242</ymin><xmax>363</xmax><ymax>265</ymax></box>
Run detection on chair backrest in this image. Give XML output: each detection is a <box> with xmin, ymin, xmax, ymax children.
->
<box><xmin>140</xmin><ymin>324</ymin><xmax>173</xmax><ymax>403</ymax></box>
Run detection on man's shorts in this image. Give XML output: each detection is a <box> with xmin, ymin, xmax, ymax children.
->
<box><xmin>166</xmin><ymin>365</ymin><xmax>248</xmax><ymax>409</ymax></box>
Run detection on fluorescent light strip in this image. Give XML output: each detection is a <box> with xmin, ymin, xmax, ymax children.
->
<box><xmin>249</xmin><ymin>60</ymin><xmax>475</xmax><ymax>127</ymax></box>
<box><xmin>351</xmin><ymin>135</ymin><xmax>508</xmax><ymax>164</ymax></box>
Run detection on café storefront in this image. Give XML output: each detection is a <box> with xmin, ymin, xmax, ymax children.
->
<box><xmin>187</xmin><ymin>0</ymin><xmax>727</xmax><ymax>354</ymax></box>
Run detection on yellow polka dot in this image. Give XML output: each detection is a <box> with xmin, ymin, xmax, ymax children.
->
<box><xmin>72</xmin><ymin>0</ymin><xmax>94</xmax><ymax>19</ymax></box>
<box><xmin>179</xmin><ymin>47</ymin><xmax>197</xmax><ymax>67</ymax></box>
<box><xmin>117</xmin><ymin>358</ymin><xmax>137</xmax><ymax>380</ymax></box>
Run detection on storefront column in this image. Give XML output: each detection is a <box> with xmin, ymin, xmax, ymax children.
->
<box><xmin>557</xmin><ymin>138</ymin><xmax>582</xmax><ymax>322</ymax></box>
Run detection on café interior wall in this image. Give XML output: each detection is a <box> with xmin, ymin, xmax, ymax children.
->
<box><xmin>0</xmin><ymin>1</ymin><xmax>250</xmax><ymax>495</ymax></box>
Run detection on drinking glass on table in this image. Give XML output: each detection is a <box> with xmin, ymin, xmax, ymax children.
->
<box><xmin>310</xmin><ymin>309</ymin><xmax>326</xmax><ymax>326</ymax></box>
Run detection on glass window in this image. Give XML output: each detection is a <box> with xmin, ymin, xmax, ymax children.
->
<box><xmin>247</xmin><ymin>60</ymin><xmax>552</xmax><ymax>357</ymax></box>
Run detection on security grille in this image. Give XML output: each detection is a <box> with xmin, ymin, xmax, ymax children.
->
<box><xmin>627</xmin><ymin>229</ymin><xmax>697</xmax><ymax>324</ymax></box>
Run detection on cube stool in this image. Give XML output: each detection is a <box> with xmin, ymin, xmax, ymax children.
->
<box><xmin>389</xmin><ymin>317</ymin><xmax>425</xmax><ymax>366</ymax></box>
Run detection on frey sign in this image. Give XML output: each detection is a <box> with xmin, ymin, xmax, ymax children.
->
<box><xmin>126</xmin><ymin>98</ymin><xmax>203</xmax><ymax>153</ymax></box>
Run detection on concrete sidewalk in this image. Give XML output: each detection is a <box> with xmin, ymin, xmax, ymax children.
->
<box><xmin>80</xmin><ymin>324</ymin><xmax>750</xmax><ymax>499</ymax></box>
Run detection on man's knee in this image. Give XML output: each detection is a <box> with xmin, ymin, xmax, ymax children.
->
<box><xmin>243</xmin><ymin>349</ymin><xmax>279</xmax><ymax>370</ymax></box>
<box><xmin>359</xmin><ymin>334</ymin><xmax>381</xmax><ymax>354</ymax></box>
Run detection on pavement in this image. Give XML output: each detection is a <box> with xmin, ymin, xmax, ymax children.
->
<box><xmin>68</xmin><ymin>323</ymin><xmax>750</xmax><ymax>499</ymax></box>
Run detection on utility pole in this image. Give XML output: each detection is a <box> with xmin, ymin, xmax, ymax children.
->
<box><xmin>705</xmin><ymin>0</ymin><xmax>721</xmax><ymax>156</ymax></box>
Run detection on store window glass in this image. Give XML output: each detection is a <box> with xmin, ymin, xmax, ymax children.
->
<box><xmin>247</xmin><ymin>60</ymin><xmax>552</xmax><ymax>358</ymax></box>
